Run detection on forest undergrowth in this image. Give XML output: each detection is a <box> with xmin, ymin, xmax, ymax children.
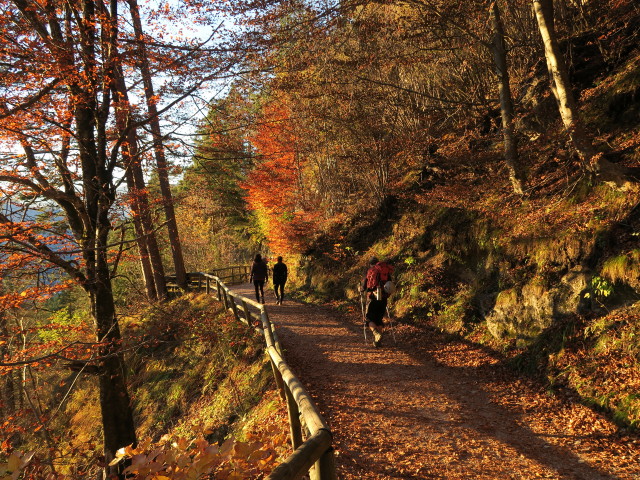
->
<box><xmin>1</xmin><ymin>294</ymin><xmax>289</xmax><ymax>479</ymax></box>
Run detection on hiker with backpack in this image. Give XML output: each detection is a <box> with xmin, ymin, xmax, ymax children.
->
<box><xmin>272</xmin><ymin>256</ymin><xmax>288</xmax><ymax>305</ymax></box>
<box><xmin>249</xmin><ymin>254</ymin><xmax>268</xmax><ymax>304</ymax></box>
<box><xmin>359</xmin><ymin>257</ymin><xmax>395</xmax><ymax>347</ymax></box>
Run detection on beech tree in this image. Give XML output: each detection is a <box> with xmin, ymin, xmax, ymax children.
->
<box><xmin>245</xmin><ymin>100</ymin><xmax>319</xmax><ymax>253</ymax></box>
<box><xmin>0</xmin><ymin>1</ymin><xmax>137</xmax><ymax>474</ymax></box>
<box><xmin>0</xmin><ymin>0</ymin><xmax>227</xmax><ymax>475</ymax></box>
<box><xmin>112</xmin><ymin>62</ymin><xmax>167</xmax><ymax>301</ymax></box>
<box><xmin>533</xmin><ymin>0</ymin><xmax>596</xmax><ymax>165</ymax></box>
<box><xmin>488</xmin><ymin>0</ymin><xmax>525</xmax><ymax>194</ymax></box>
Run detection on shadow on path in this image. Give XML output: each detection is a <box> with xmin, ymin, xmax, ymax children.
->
<box><xmin>229</xmin><ymin>284</ymin><xmax>636</xmax><ymax>479</ymax></box>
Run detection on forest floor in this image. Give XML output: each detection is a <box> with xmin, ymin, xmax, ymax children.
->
<box><xmin>231</xmin><ymin>284</ymin><xmax>639</xmax><ymax>479</ymax></box>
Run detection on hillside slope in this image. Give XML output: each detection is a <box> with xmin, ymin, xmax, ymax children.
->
<box><xmin>291</xmin><ymin>41</ymin><xmax>640</xmax><ymax>431</ymax></box>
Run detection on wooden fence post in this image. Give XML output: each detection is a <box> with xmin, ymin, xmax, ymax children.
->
<box><xmin>229</xmin><ymin>292</ymin><xmax>240</xmax><ymax>320</ymax></box>
<box><xmin>285</xmin><ymin>384</ymin><xmax>303</xmax><ymax>450</ymax></box>
<box><xmin>270</xmin><ymin>358</ymin><xmax>286</xmax><ymax>401</ymax></box>
<box><xmin>241</xmin><ymin>300</ymin><xmax>252</xmax><ymax>327</ymax></box>
<box><xmin>222</xmin><ymin>287</ymin><xmax>229</xmax><ymax>310</ymax></box>
<box><xmin>206</xmin><ymin>277</ymin><xmax>210</xmax><ymax>295</ymax></box>
<box><xmin>316</xmin><ymin>448</ymin><xmax>337</xmax><ymax>480</ymax></box>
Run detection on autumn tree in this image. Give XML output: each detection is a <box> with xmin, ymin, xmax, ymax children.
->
<box><xmin>244</xmin><ymin>100</ymin><xmax>320</xmax><ymax>253</ymax></box>
<box><xmin>488</xmin><ymin>0</ymin><xmax>525</xmax><ymax>194</ymax></box>
<box><xmin>229</xmin><ymin>0</ymin><xmax>423</xmax><ymax>223</ymax></box>
<box><xmin>532</xmin><ymin>0</ymin><xmax>629</xmax><ymax>182</ymax></box>
<box><xmin>0</xmin><ymin>1</ymin><xmax>138</xmax><ymax>474</ymax></box>
<box><xmin>0</xmin><ymin>0</ymin><xmax>229</xmax><ymax>475</ymax></box>
<box><xmin>112</xmin><ymin>61</ymin><xmax>167</xmax><ymax>301</ymax></box>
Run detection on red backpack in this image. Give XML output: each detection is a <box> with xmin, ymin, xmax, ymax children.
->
<box><xmin>366</xmin><ymin>262</ymin><xmax>394</xmax><ymax>290</ymax></box>
<box><xmin>377</xmin><ymin>262</ymin><xmax>393</xmax><ymax>283</ymax></box>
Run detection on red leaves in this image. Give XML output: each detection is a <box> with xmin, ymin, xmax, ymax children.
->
<box><xmin>0</xmin><ymin>281</ymin><xmax>74</xmax><ymax>311</ymax></box>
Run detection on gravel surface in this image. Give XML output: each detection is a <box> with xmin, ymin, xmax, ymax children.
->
<box><xmin>232</xmin><ymin>284</ymin><xmax>639</xmax><ymax>479</ymax></box>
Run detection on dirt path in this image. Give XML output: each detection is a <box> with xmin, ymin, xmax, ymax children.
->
<box><xmin>232</xmin><ymin>284</ymin><xmax>639</xmax><ymax>479</ymax></box>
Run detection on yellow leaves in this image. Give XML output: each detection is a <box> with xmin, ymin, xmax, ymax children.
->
<box><xmin>0</xmin><ymin>451</ymin><xmax>35</xmax><ymax>480</ymax></box>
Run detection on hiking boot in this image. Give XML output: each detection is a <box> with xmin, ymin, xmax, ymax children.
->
<box><xmin>373</xmin><ymin>330</ymin><xmax>383</xmax><ymax>347</ymax></box>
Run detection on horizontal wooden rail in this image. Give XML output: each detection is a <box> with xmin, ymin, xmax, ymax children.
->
<box><xmin>195</xmin><ymin>271</ymin><xmax>336</xmax><ymax>480</ymax></box>
<box><xmin>165</xmin><ymin>266</ymin><xmax>250</xmax><ymax>295</ymax></box>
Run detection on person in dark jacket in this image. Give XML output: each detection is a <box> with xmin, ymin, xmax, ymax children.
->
<box><xmin>272</xmin><ymin>256</ymin><xmax>288</xmax><ymax>305</ymax></box>
<box><xmin>249</xmin><ymin>254</ymin><xmax>268</xmax><ymax>303</ymax></box>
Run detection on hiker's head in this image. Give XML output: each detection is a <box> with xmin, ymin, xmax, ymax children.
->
<box><xmin>254</xmin><ymin>254</ymin><xmax>262</xmax><ymax>262</ymax></box>
<box><xmin>370</xmin><ymin>256</ymin><xmax>379</xmax><ymax>265</ymax></box>
<box><xmin>277</xmin><ymin>256</ymin><xmax>283</xmax><ymax>263</ymax></box>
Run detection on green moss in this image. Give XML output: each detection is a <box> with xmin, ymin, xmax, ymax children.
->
<box><xmin>495</xmin><ymin>288</ymin><xmax>518</xmax><ymax>307</ymax></box>
<box><xmin>614</xmin><ymin>394</ymin><xmax>640</xmax><ymax>429</ymax></box>
<box><xmin>601</xmin><ymin>252</ymin><xmax>640</xmax><ymax>285</ymax></box>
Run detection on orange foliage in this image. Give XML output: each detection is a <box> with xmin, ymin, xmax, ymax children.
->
<box><xmin>244</xmin><ymin>101</ymin><xmax>319</xmax><ymax>254</ymax></box>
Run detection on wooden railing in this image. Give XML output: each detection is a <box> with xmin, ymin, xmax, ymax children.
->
<box><xmin>191</xmin><ymin>271</ymin><xmax>336</xmax><ymax>480</ymax></box>
<box><xmin>165</xmin><ymin>266</ymin><xmax>250</xmax><ymax>294</ymax></box>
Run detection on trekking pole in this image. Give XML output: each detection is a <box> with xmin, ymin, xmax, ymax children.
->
<box><xmin>359</xmin><ymin>290</ymin><xmax>368</xmax><ymax>343</ymax></box>
<box><xmin>386</xmin><ymin>306</ymin><xmax>397</xmax><ymax>344</ymax></box>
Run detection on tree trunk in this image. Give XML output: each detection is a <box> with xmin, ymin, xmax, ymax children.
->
<box><xmin>0</xmin><ymin>311</ymin><xmax>17</xmax><ymax>416</ymax></box>
<box><xmin>123</xmin><ymin>172</ymin><xmax>159</xmax><ymax>301</ymax></box>
<box><xmin>532</xmin><ymin>0</ymin><xmax>598</xmax><ymax>170</ymax></box>
<box><xmin>127</xmin><ymin>0</ymin><xmax>188</xmax><ymax>290</ymax></box>
<box><xmin>112</xmin><ymin>64</ymin><xmax>167</xmax><ymax>300</ymax></box>
<box><xmin>129</xmin><ymin>152</ymin><xmax>168</xmax><ymax>300</ymax></box>
<box><xmin>489</xmin><ymin>1</ymin><xmax>525</xmax><ymax>195</ymax></box>
<box><xmin>92</xmin><ymin>194</ymin><xmax>137</xmax><ymax>477</ymax></box>
<box><xmin>91</xmin><ymin>264</ymin><xmax>137</xmax><ymax>477</ymax></box>
<box><xmin>77</xmin><ymin>2</ymin><xmax>137</xmax><ymax>471</ymax></box>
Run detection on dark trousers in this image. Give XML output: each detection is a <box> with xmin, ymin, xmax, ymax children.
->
<box><xmin>274</xmin><ymin>281</ymin><xmax>285</xmax><ymax>300</ymax></box>
<box><xmin>366</xmin><ymin>295</ymin><xmax>387</xmax><ymax>326</ymax></box>
<box><xmin>253</xmin><ymin>280</ymin><xmax>265</xmax><ymax>302</ymax></box>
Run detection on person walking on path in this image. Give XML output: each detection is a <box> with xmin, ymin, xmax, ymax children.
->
<box><xmin>360</xmin><ymin>256</ymin><xmax>394</xmax><ymax>347</ymax></box>
<box><xmin>272</xmin><ymin>256</ymin><xmax>288</xmax><ymax>305</ymax></box>
<box><xmin>249</xmin><ymin>254</ymin><xmax>268</xmax><ymax>303</ymax></box>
